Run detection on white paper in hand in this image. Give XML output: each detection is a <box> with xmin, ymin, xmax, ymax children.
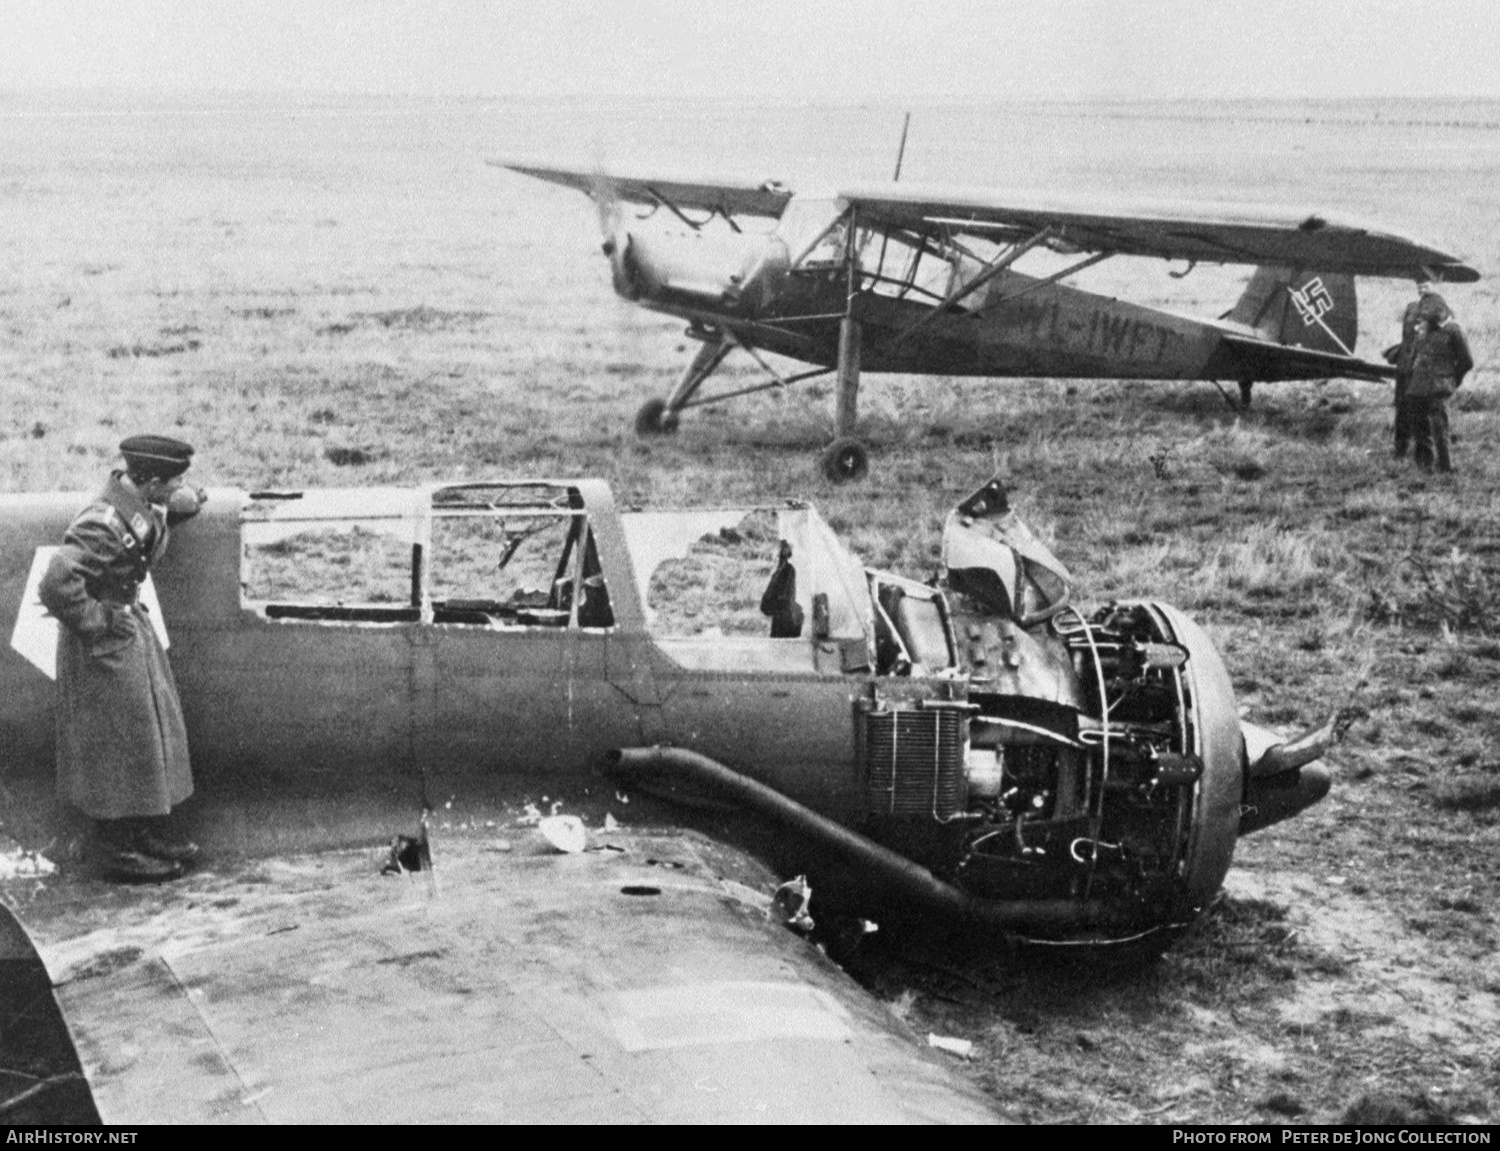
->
<box><xmin>10</xmin><ymin>547</ymin><xmax>169</xmax><ymax>680</ymax></box>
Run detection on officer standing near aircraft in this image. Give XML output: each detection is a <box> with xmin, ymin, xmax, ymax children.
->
<box><xmin>39</xmin><ymin>436</ymin><xmax>207</xmax><ymax>882</ymax></box>
<box><xmin>1406</xmin><ymin>301</ymin><xmax>1474</xmax><ymax>474</ymax></box>
<box><xmin>1386</xmin><ymin>275</ymin><xmax>1451</xmax><ymax>458</ymax></box>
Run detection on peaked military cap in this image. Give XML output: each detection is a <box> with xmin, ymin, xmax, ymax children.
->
<box><xmin>120</xmin><ymin>434</ymin><xmax>194</xmax><ymax>480</ymax></box>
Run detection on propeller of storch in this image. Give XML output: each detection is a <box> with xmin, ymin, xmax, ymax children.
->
<box><xmin>590</xmin><ymin>168</ymin><xmax>643</xmax><ymax>301</ymax></box>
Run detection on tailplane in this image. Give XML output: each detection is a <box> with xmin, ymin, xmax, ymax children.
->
<box><xmin>1224</xmin><ymin>267</ymin><xmax>1359</xmax><ymax>356</ymax></box>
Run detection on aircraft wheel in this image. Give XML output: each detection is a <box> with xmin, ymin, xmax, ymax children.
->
<box><xmin>820</xmin><ymin>437</ymin><xmax>870</xmax><ymax>483</ymax></box>
<box><xmin>635</xmin><ymin>398</ymin><xmax>680</xmax><ymax>436</ymax></box>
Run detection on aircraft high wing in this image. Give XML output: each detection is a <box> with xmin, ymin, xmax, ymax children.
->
<box><xmin>493</xmin><ymin>156</ymin><xmax>1481</xmax><ymax>480</ymax></box>
<box><xmin>830</xmin><ymin>182</ymin><xmax>1479</xmax><ymax>277</ymax></box>
<box><xmin>502</xmin><ymin>158</ymin><xmax>795</xmax><ymax>221</ymax></box>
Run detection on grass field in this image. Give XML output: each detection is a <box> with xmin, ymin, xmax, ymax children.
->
<box><xmin>2</xmin><ymin>92</ymin><xmax>1498</xmax><ymax>1124</ymax></box>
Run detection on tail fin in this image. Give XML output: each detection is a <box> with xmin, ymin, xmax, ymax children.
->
<box><xmin>1223</xmin><ymin>267</ymin><xmax>1359</xmax><ymax>356</ymax></box>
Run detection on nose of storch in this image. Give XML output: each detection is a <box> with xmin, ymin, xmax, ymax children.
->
<box><xmin>605</xmin><ymin>232</ymin><xmax>646</xmax><ymax>301</ymax></box>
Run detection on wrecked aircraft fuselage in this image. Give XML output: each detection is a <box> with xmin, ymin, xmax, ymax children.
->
<box><xmin>0</xmin><ymin>477</ymin><xmax>1331</xmax><ymax>944</ymax></box>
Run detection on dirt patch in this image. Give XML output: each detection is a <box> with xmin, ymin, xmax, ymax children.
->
<box><xmin>106</xmin><ymin>338</ymin><xmax>201</xmax><ymax>358</ymax></box>
<box><xmin>848</xmin><ymin>811</ymin><xmax>1499</xmax><ymax>1125</ymax></box>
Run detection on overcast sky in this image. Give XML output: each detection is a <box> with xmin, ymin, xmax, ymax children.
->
<box><xmin>5</xmin><ymin>0</ymin><xmax>1499</xmax><ymax>102</ymax></box>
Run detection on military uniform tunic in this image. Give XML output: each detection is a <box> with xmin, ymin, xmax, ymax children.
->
<box><xmin>1390</xmin><ymin>293</ymin><xmax>1451</xmax><ymax>456</ymax></box>
<box><xmin>38</xmin><ymin>473</ymin><xmax>197</xmax><ymax>819</ymax></box>
<box><xmin>1407</xmin><ymin>318</ymin><xmax>1475</xmax><ymax>473</ymax></box>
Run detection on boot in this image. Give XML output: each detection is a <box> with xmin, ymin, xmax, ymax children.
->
<box><xmin>93</xmin><ymin>820</ymin><xmax>184</xmax><ymax>883</ymax></box>
<box><xmin>131</xmin><ymin>818</ymin><xmax>202</xmax><ymax>865</ymax></box>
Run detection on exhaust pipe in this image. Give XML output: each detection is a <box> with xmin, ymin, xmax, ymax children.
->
<box><xmin>605</xmin><ymin>746</ymin><xmax>1133</xmax><ymax>937</ymax></box>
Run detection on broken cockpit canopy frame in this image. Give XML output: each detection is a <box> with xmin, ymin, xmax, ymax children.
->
<box><xmin>942</xmin><ymin>479</ymin><xmax>1074</xmax><ymax>626</ymax></box>
<box><xmin>616</xmin><ymin>488</ymin><xmax>1075</xmax><ymax>679</ymax></box>
<box><xmin>239</xmin><ymin>484</ymin><xmax>880</xmax><ymax>650</ymax></box>
<box><xmin>240</xmin><ymin>482</ymin><xmax>615</xmax><ymax>629</ymax></box>
<box><xmin>619</xmin><ymin>502</ymin><xmax>871</xmax><ymax>642</ymax></box>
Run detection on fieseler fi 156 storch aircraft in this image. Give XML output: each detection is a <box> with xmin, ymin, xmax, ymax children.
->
<box><xmin>492</xmin><ymin>149</ymin><xmax>1479</xmax><ymax>480</ymax></box>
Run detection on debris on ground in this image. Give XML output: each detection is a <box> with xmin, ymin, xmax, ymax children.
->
<box><xmin>0</xmin><ymin>846</ymin><xmax>57</xmax><ymax>880</ymax></box>
<box><xmin>773</xmin><ymin>875</ymin><xmax>815</xmax><ymax>934</ymax></box>
<box><xmin>927</xmin><ymin>1034</ymin><xmax>974</xmax><ymax>1060</ymax></box>
<box><xmin>538</xmin><ymin>815</ymin><xmax>588</xmax><ymax>854</ymax></box>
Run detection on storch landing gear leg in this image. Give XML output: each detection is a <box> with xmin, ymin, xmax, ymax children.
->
<box><xmin>636</xmin><ymin>333</ymin><xmax>735</xmax><ymax>435</ymax></box>
<box><xmin>821</xmin><ymin>316</ymin><xmax>870</xmax><ymax>483</ymax></box>
<box><xmin>1239</xmin><ymin>379</ymin><xmax>1254</xmax><ymax>410</ymax></box>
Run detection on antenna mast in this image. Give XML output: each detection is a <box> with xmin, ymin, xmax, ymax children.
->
<box><xmin>892</xmin><ymin>111</ymin><xmax>911</xmax><ymax>181</ymax></box>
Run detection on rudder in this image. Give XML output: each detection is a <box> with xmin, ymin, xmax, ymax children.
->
<box><xmin>1223</xmin><ymin>267</ymin><xmax>1359</xmax><ymax>356</ymax></box>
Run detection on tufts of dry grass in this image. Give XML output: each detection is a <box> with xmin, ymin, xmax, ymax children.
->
<box><xmin>1433</xmin><ymin>774</ymin><xmax>1500</xmax><ymax>812</ymax></box>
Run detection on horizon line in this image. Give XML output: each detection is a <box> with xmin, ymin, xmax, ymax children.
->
<box><xmin>3</xmin><ymin>87</ymin><xmax>1500</xmax><ymax>106</ymax></box>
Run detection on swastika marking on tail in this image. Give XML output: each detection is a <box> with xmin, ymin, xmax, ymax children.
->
<box><xmin>1289</xmin><ymin>278</ymin><xmax>1335</xmax><ymax>326</ymax></box>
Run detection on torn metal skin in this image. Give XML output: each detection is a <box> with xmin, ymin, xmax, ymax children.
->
<box><xmin>2</xmin><ymin>475</ymin><xmax>1332</xmax><ymax>947</ymax></box>
<box><xmin>0</xmin><ymin>474</ymin><xmax>1338</xmax><ymax>1123</ymax></box>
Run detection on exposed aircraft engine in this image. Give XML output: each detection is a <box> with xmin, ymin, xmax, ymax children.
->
<box><xmin>861</xmin><ymin>599</ymin><xmax>1245</xmax><ymax>938</ymax></box>
<box><xmin>850</xmin><ymin>480</ymin><xmax>1329</xmax><ymax>941</ymax></box>
<box><xmin>604</xmin><ymin>477</ymin><xmax>1335</xmax><ymax>946</ymax></box>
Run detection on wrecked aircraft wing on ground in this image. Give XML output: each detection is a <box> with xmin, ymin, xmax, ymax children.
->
<box><xmin>3</xmin><ymin>828</ymin><xmax>1002</xmax><ymax>1124</ymax></box>
<box><xmin>0</xmin><ymin>476</ymin><xmax>1335</xmax><ymax>1121</ymax></box>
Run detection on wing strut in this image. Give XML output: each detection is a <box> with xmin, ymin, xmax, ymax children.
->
<box><xmin>877</xmin><ymin>227</ymin><xmax>1058</xmax><ymax>358</ymax></box>
<box><xmin>980</xmin><ymin>250</ymin><xmax>1112</xmax><ymax>307</ymax></box>
<box><xmin>826</xmin><ymin>223</ymin><xmax>1097</xmax><ymax>482</ymax></box>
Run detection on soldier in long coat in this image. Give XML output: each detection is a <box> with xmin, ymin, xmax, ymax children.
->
<box><xmin>39</xmin><ymin>435</ymin><xmax>206</xmax><ymax>882</ymax></box>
